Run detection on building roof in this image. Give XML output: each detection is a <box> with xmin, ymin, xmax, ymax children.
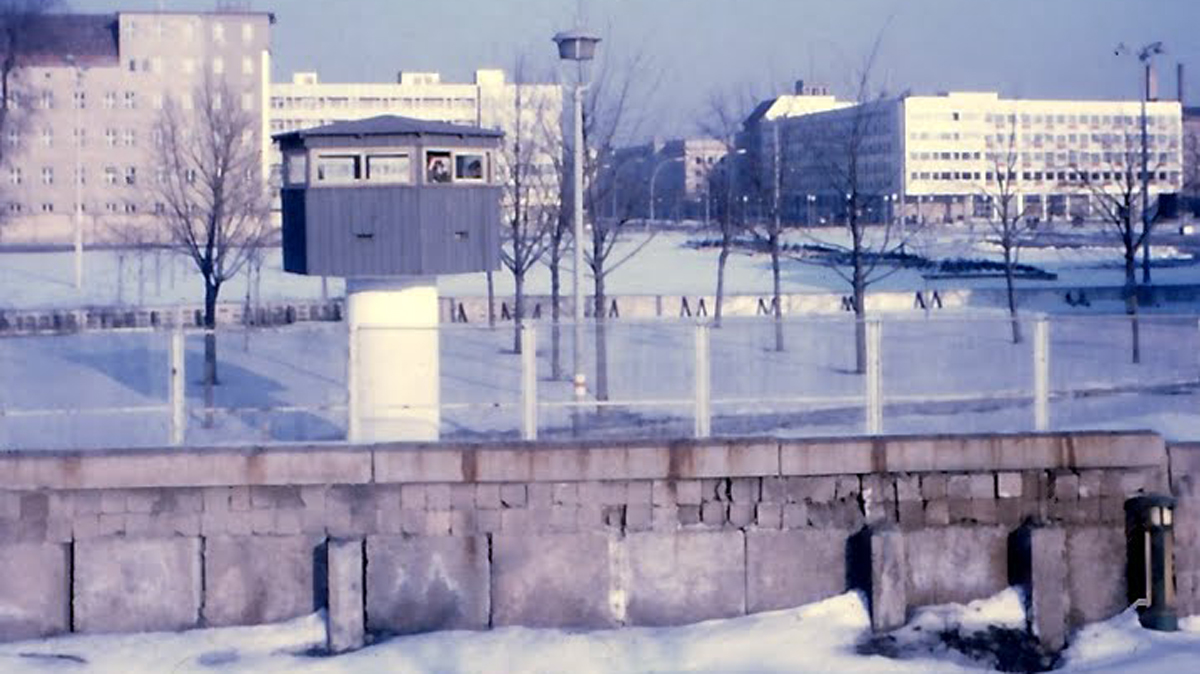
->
<box><xmin>10</xmin><ymin>13</ymin><xmax>119</xmax><ymax>67</ymax></box>
<box><xmin>273</xmin><ymin>115</ymin><xmax>504</xmax><ymax>142</ymax></box>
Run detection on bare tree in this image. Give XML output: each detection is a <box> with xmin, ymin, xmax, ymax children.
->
<box><xmin>152</xmin><ymin>79</ymin><xmax>270</xmax><ymax>391</ymax></box>
<box><xmin>699</xmin><ymin>90</ymin><xmax>755</xmax><ymax>327</ymax></box>
<box><xmin>565</xmin><ymin>50</ymin><xmax>657</xmax><ymax>401</ymax></box>
<box><xmin>497</xmin><ymin>60</ymin><xmax>558</xmax><ymax>353</ymax></box>
<box><xmin>976</xmin><ymin>114</ymin><xmax>1037</xmax><ymax>344</ymax></box>
<box><xmin>1071</xmin><ymin>126</ymin><xmax>1168</xmax><ymax>364</ymax></box>
<box><xmin>788</xmin><ymin>33</ymin><xmax>912</xmax><ymax>373</ymax></box>
<box><xmin>0</xmin><ymin>0</ymin><xmax>58</xmax><ymax>234</ymax></box>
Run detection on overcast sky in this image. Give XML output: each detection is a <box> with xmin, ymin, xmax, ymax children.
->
<box><xmin>68</xmin><ymin>0</ymin><xmax>1200</xmax><ymax>142</ymax></box>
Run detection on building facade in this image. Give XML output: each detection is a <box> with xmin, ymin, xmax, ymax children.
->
<box><xmin>605</xmin><ymin>137</ymin><xmax>728</xmax><ymax>222</ymax></box>
<box><xmin>755</xmin><ymin>91</ymin><xmax>1184</xmax><ymax>226</ymax></box>
<box><xmin>1</xmin><ymin>10</ymin><xmax>273</xmax><ymax>245</ymax></box>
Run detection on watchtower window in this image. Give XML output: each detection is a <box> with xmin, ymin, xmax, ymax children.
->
<box><xmin>455</xmin><ymin>153</ymin><xmax>485</xmax><ymax>181</ymax></box>
<box><xmin>316</xmin><ymin>155</ymin><xmax>360</xmax><ymax>183</ymax></box>
<box><xmin>426</xmin><ymin>151</ymin><xmax>452</xmax><ymax>183</ymax></box>
<box><xmin>285</xmin><ymin>153</ymin><xmax>307</xmax><ymax>186</ymax></box>
<box><xmin>367</xmin><ymin>153</ymin><xmax>411</xmax><ymax>183</ymax></box>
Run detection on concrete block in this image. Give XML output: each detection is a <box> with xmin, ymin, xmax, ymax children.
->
<box><xmin>492</xmin><ymin>533</ymin><xmax>616</xmax><ymax>628</ymax></box>
<box><xmin>700</xmin><ymin>501</ymin><xmax>727</xmax><ymax>526</ymax></box>
<box><xmin>450</xmin><ymin>484</ymin><xmax>478</xmax><ymax>510</ymax></box>
<box><xmin>947</xmin><ymin>475</ymin><xmax>973</xmax><ymax>499</ymax></box>
<box><xmin>969</xmin><ymin>474</ymin><xmax>996</xmax><ymax>499</ymax></box>
<box><xmin>729</xmin><ymin>478</ymin><xmax>761</xmax><ymax>503</ymax></box>
<box><xmin>625</xmin><ymin>481</ymin><xmax>652</xmax><ymax>506</ymax></box>
<box><xmin>755</xmin><ymin>503</ymin><xmax>783</xmax><ymax>530</ymax></box>
<box><xmin>626</xmin><ymin>531</ymin><xmax>746</xmax><ymax>626</ymax></box>
<box><xmin>0</xmin><ymin>543</ymin><xmax>69</xmax><ymax>640</ymax></box>
<box><xmin>203</xmin><ymin>536</ymin><xmax>320</xmax><ymax>627</ymax></box>
<box><xmin>997</xmin><ymin>472</ymin><xmax>1023</xmax><ymax>498</ymax></box>
<box><xmin>74</xmin><ymin>537</ymin><xmax>202</xmax><ymax>633</ymax></box>
<box><xmin>626</xmin><ymin>504</ymin><xmax>653</xmax><ymax>531</ymax></box>
<box><xmin>729</xmin><ymin>504</ymin><xmax>755</xmax><ymax>527</ymax></box>
<box><xmin>783</xmin><ymin>503</ymin><xmax>809</xmax><ymax>529</ymax></box>
<box><xmin>675</xmin><ymin>480</ymin><xmax>702</xmax><ymax>505</ymax></box>
<box><xmin>920</xmin><ymin>474</ymin><xmax>947</xmax><ymax>500</ymax></box>
<box><xmin>424</xmin><ymin>484</ymin><xmax>451</xmax><ymax>510</ymax></box>
<box><xmin>474</xmin><ymin>484</ymin><xmax>500</xmax><ymax>509</ymax></box>
<box><xmin>787</xmin><ymin>476</ymin><xmax>836</xmax><ymax>503</ymax></box>
<box><xmin>761</xmin><ymin>477</ymin><xmax>788</xmax><ymax>503</ymax></box>
<box><xmin>500</xmin><ymin>484</ymin><xmax>527</xmax><ymax>508</ymax></box>
<box><xmin>553</xmin><ymin>483</ymin><xmax>580</xmax><ymax>505</ymax></box>
<box><xmin>780</xmin><ymin>440</ymin><xmax>873</xmax><ymax>476</ymax></box>
<box><xmin>326</xmin><ymin>539</ymin><xmax>365</xmax><ymax>653</ymax></box>
<box><xmin>895</xmin><ymin>475</ymin><xmax>921</xmax><ymax>502</ymax></box>
<box><xmin>375</xmin><ymin>447</ymin><xmax>466</xmax><ymax>483</ymax></box>
<box><xmin>904</xmin><ymin>527</ymin><xmax>1009</xmax><ymax>607</ymax></box>
<box><xmin>835</xmin><ymin>476</ymin><xmax>860</xmax><ymax>500</ymax></box>
<box><xmin>1065</xmin><ymin>526</ymin><xmax>1126</xmax><ymax>627</ymax></box>
<box><xmin>366</xmin><ymin>536</ymin><xmax>489</xmax><ymax>634</ymax></box>
<box><xmin>746</xmin><ymin>530</ymin><xmax>848</xmax><ymax>613</ymax></box>
<box><xmin>678</xmin><ymin>505</ymin><xmax>701</xmax><ymax>526</ymax></box>
<box><xmin>670</xmin><ymin>441</ymin><xmax>779</xmax><ymax>478</ymax></box>
<box><xmin>1052</xmin><ymin>473</ymin><xmax>1080</xmax><ymax>501</ymax></box>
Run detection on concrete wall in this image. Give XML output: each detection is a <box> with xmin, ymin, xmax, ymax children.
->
<box><xmin>0</xmin><ymin>431</ymin><xmax>1182</xmax><ymax>650</ymax></box>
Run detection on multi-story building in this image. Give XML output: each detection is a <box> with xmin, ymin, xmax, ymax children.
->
<box><xmin>606</xmin><ymin>137</ymin><xmax>728</xmax><ymax>221</ymax></box>
<box><xmin>1184</xmin><ymin>106</ymin><xmax>1200</xmax><ymax>212</ymax></box>
<box><xmin>753</xmin><ymin>91</ymin><xmax>1184</xmax><ymax>226</ymax></box>
<box><xmin>1</xmin><ymin>10</ymin><xmax>273</xmax><ymax>244</ymax></box>
<box><xmin>268</xmin><ymin>70</ymin><xmax>562</xmax><ymax>212</ymax></box>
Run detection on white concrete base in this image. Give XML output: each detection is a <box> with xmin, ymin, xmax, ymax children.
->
<box><xmin>347</xmin><ymin>277</ymin><xmax>440</xmax><ymax>443</ymax></box>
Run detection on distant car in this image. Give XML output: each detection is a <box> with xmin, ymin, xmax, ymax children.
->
<box><xmin>1181</xmin><ymin>224</ymin><xmax>1197</xmax><ymax>236</ymax></box>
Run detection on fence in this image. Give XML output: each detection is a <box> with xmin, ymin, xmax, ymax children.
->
<box><xmin>0</xmin><ymin>313</ymin><xmax>1197</xmax><ymax>450</ymax></box>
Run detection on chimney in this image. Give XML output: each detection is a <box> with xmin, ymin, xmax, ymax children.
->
<box><xmin>1178</xmin><ymin>62</ymin><xmax>1186</xmax><ymax>104</ymax></box>
<box><xmin>1147</xmin><ymin>63</ymin><xmax>1159</xmax><ymax>102</ymax></box>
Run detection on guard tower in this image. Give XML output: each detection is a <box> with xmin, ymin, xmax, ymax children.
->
<box><xmin>275</xmin><ymin>115</ymin><xmax>503</xmax><ymax>442</ymax></box>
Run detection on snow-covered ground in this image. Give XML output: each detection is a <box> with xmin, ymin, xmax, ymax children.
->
<box><xmin>0</xmin><ymin>589</ymin><xmax>1195</xmax><ymax>673</ymax></box>
<box><xmin>4</xmin><ymin>227</ymin><xmax>1200</xmax><ymax>311</ymax></box>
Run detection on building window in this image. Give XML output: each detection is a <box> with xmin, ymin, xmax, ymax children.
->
<box><xmin>7</xmin><ymin>167</ymin><xmax>19</xmax><ymax>185</ymax></box>
<box><xmin>366</xmin><ymin>153</ymin><xmax>411</xmax><ymax>183</ymax></box>
<box><xmin>124</xmin><ymin>92</ymin><xmax>136</xmax><ymax>109</ymax></box>
<box><xmin>40</xmin><ymin>128</ymin><xmax>52</xmax><ymax>147</ymax></box>
<box><xmin>122</xmin><ymin>129</ymin><xmax>136</xmax><ymax>147</ymax></box>
<box><xmin>128</xmin><ymin>59</ymin><xmax>137</xmax><ymax>72</ymax></box>
<box><xmin>41</xmin><ymin>203</ymin><xmax>54</xmax><ymax>213</ymax></box>
<box><xmin>425</xmin><ymin>151</ymin><xmax>452</xmax><ymax>183</ymax></box>
<box><xmin>74</xmin><ymin>128</ymin><xmax>85</xmax><ymax>147</ymax></box>
<box><xmin>75</xmin><ymin>167</ymin><xmax>86</xmax><ymax>185</ymax></box>
<box><xmin>73</xmin><ymin>91</ymin><xmax>86</xmax><ymax>109</ymax></box>
<box><xmin>153</xmin><ymin>94</ymin><xmax>164</xmax><ymax>110</ymax></box>
<box><xmin>7</xmin><ymin>202</ymin><xmax>21</xmax><ymax>213</ymax></box>
<box><xmin>124</xmin><ymin>167</ymin><xmax>136</xmax><ymax>185</ymax></box>
<box><xmin>39</xmin><ymin>91</ymin><xmax>53</xmax><ymax>109</ymax></box>
<box><xmin>123</xmin><ymin>202</ymin><xmax>137</xmax><ymax>213</ymax></box>
<box><xmin>212</xmin><ymin>57</ymin><xmax>224</xmax><ymax>75</ymax></box>
<box><xmin>104</xmin><ymin>91</ymin><xmax>116</xmax><ymax>109</ymax></box>
<box><xmin>105</xmin><ymin>128</ymin><xmax>117</xmax><ymax>146</ymax></box>
<box><xmin>151</xmin><ymin>57</ymin><xmax>162</xmax><ymax>74</ymax></box>
<box><xmin>241</xmin><ymin>92</ymin><xmax>254</xmax><ymax>111</ymax></box>
<box><xmin>241</xmin><ymin>22</ymin><xmax>254</xmax><ymax>42</ymax></box>
<box><xmin>151</xmin><ymin>129</ymin><xmax>163</xmax><ymax>146</ymax></box>
<box><xmin>105</xmin><ymin>166</ymin><xmax>118</xmax><ymax>185</ymax></box>
<box><xmin>212</xmin><ymin>23</ymin><xmax>225</xmax><ymax>42</ymax></box>
<box><xmin>242</xmin><ymin>56</ymin><xmax>254</xmax><ymax>75</ymax></box>
<box><xmin>182</xmin><ymin>58</ymin><xmax>195</xmax><ymax>75</ymax></box>
<box><xmin>41</xmin><ymin>167</ymin><xmax>53</xmax><ymax>185</ymax></box>
<box><xmin>5</xmin><ymin>128</ymin><xmax>17</xmax><ymax>146</ymax></box>
<box><xmin>106</xmin><ymin>202</ymin><xmax>118</xmax><ymax>213</ymax></box>
<box><xmin>315</xmin><ymin>154</ymin><xmax>361</xmax><ymax>183</ymax></box>
<box><xmin>185</xmin><ymin>168</ymin><xmax>197</xmax><ymax>183</ymax></box>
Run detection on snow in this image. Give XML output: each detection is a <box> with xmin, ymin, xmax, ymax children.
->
<box><xmin>0</xmin><ymin>590</ymin><xmax>1196</xmax><ymax>673</ymax></box>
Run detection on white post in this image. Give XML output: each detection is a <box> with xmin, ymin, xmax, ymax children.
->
<box><xmin>694</xmin><ymin>323</ymin><xmax>711</xmax><ymax>438</ymax></box>
<box><xmin>1034</xmin><ymin>317</ymin><xmax>1050</xmax><ymax>431</ymax></box>
<box><xmin>347</xmin><ymin>321</ymin><xmax>359</xmax><ymax>443</ymax></box>
<box><xmin>72</xmin><ymin>63</ymin><xmax>84</xmax><ymax>292</ymax></box>
<box><xmin>865</xmin><ymin>318</ymin><xmax>883</xmax><ymax>435</ymax></box>
<box><xmin>169</xmin><ymin>327</ymin><xmax>185</xmax><ymax>446</ymax></box>
<box><xmin>520</xmin><ymin>325</ymin><xmax>538</xmax><ymax>441</ymax></box>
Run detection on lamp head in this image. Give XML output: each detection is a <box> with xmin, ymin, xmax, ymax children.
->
<box><xmin>553</xmin><ymin>29</ymin><xmax>601</xmax><ymax>62</ymax></box>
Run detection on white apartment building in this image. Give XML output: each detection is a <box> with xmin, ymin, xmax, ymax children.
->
<box><xmin>268</xmin><ymin>71</ymin><xmax>562</xmax><ymax>210</ymax></box>
<box><xmin>760</xmin><ymin>91</ymin><xmax>1184</xmax><ymax>225</ymax></box>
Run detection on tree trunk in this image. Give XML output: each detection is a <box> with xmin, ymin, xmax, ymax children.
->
<box><xmin>593</xmin><ymin>269</ymin><xmax>610</xmax><ymax>402</ymax></box>
<box><xmin>1125</xmin><ymin>249</ymin><xmax>1141</xmax><ymax>364</ymax></box>
<box><xmin>486</xmin><ymin>270</ymin><xmax>496</xmax><ymax>329</ymax></box>
<box><xmin>1003</xmin><ymin>244</ymin><xmax>1022</xmax><ymax>344</ymax></box>
<box><xmin>550</xmin><ymin>252</ymin><xmax>562</xmax><ymax>380</ymax></box>
<box><xmin>853</xmin><ymin>243</ymin><xmax>867</xmax><ymax>375</ymax></box>
<box><xmin>714</xmin><ymin>232</ymin><xmax>730</xmax><ymax>328</ymax></box>
<box><xmin>770</xmin><ymin>229</ymin><xmax>784</xmax><ymax>352</ymax></box>
<box><xmin>203</xmin><ymin>278</ymin><xmax>220</xmax><ymax>428</ymax></box>
<box><xmin>512</xmin><ymin>271</ymin><xmax>525</xmax><ymax>354</ymax></box>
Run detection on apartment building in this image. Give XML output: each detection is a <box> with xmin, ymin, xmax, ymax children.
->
<box><xmin>757</xmin><ymin>91</ymin><xmax>1184</xmax><ymax>225</ymax></box>
<box><xmin>268</xmin><ymin>70</ymin><xmax>562</xmax><ymax>209</ymax></box>
<box><xmin>1</xmin><ymin>10</ymin><xmax>273</xmax><ymax>245</ymax></box>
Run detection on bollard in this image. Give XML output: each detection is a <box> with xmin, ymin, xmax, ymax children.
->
<box><xmin>520</xmin><ymin>326</ymin><xmax>537</xmax><ymax>441</ymax></box>
<box><xmin>1125</xmin><ymin>494</ymin><xmax>1178</xmax><ymax>631</ymax></box>
<box><xmin>694</xmin><ymin>323</ymin><xmax>711</xmax><ymax>438</ymax></box>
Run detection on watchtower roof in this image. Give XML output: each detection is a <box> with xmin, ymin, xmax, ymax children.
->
<box><xmin>273</xmin><ymin>115</ymin><xmax>503</xmax><ymax>143</ymax></box>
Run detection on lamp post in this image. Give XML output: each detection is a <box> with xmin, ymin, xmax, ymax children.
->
<box><xmin>649</xmin><ymin>156</ymin><xmax>684</xmax><ymax>222</ymax></box>
<box><xmin>553</xmin><ymin>28</ymin><xmax>601</xmax><ymax>407</ymax></box>
<box><xmin>65</xmin><ymin>54</ymin><xmax>84</xmax><ymax>291</ymax></box>
<box><xmin>806</xmin><ymin>194</ymin><xmax>816</xmax><ymax>227</ymax></box>
<box><xmin>1117</xmin><ymin>41</ymin><xmax>1165</xmax><ymax>284</ymax></box>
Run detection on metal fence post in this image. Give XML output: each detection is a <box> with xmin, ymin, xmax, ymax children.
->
<box><xmin>694</xmin><ymin>323</ymin><xmax>711</xmax><ymax>438</ymax></box>
<box><xmin>866</xmin><ymin>318</ymin><xmax>883</xmax><ymax>435</ymax></box>
<box><xmin>169</xmin><ymin>327</ymin><xmax>185</xmax><ymax>446</ymax></box>
<box><xmin>1034</xmin><ymin>317</ymin><xmax>1049</xmax><ymax>431</ymax></box>
<box><xmin>521</xmin><ymin>325</ymin><xmax>538</xmax><ymax>441</ymax></box>
<box><xmin>347</xmin><ymin>323</ymin><xmax>359</xmax><ymax>443</ymax></box>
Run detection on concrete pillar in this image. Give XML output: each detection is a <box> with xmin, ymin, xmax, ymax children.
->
<box><xmin>850</xmin><ymin>525</ymin><xmax>907</xmax><ymax>632</ymax></box>
<box><xmin>346</xmin><ymin>276</ymin><xmax>439</xmax><ymax>442</ymax></box>
<box><xmin>326</xmin><ymin>538</ymin><xmax>365</xmax><ymax>654</ymax></box>
<box><xmin>1010</xmin><ymin>523</ymin><xmax>1068</xmax><ymax>652</ymax></box>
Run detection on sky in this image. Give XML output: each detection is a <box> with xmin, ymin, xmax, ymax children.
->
<box><xmin>64</xmin><ymin>0</ymin><xmax>1200</xmax><ymax>143</ymax></box>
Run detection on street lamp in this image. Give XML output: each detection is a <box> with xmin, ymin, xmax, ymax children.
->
<box><xmin>1116</xmin><ymin>40</ymin><xmax>1165</xmax><ymax>284</ymax></box>
<box><xmin>649</xmin><ymin>156</ymin><xmax>684</xmax><ymax>222</ymax></box>
<box><xmin>806</xmin><ymin>194</ymin><xmax>816</xmax><ymax>227</ymax></box>
<box><xmin>553</xmin><ymin>27</ymin><xmax>601</xmax><ymax>406</ymax></box>
<box><xmin>64</xmin><ymin>53</ymin><xmax>85</xmax><ymax>292</ymax></box>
